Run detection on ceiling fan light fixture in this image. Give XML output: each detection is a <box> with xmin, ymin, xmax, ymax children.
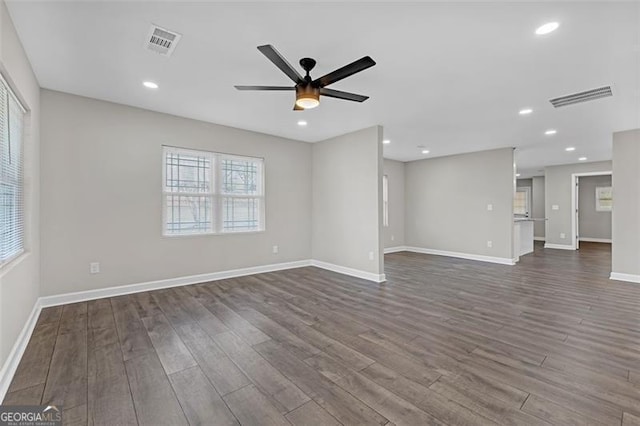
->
<box><xmin>295</xmin><ymin>86</ymin><xmax>320</xmax><ymax>109</ymax></box>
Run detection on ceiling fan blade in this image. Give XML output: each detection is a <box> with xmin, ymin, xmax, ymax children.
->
<box><xmin>257</xmin><ymin>45</ymin><xmax>304</xmax><ymax>84</ymax></box>
<box><xmin>235</xmin><ymin>85</ymin><xmax>295</xmax><ymax>91</ymax></box>
<box><xmin>313</xmin><ymin>56</ymin><xmax>376</xmax><ymax>88</ymax></box>
<box><xmin>293</xmin><ymin>104</ymin><xmax>304</xmax><ymax>111</ymax></box>
<box><xmin>320</xmin><ymin>88</ymin><xmax>369</xmax><ymax>102</ymax></box>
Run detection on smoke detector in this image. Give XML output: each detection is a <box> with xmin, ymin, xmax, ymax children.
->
<box><xmin>145</xmin><ymin>24</ymin><xmax>182</xmax><ymax>57</ymax></box>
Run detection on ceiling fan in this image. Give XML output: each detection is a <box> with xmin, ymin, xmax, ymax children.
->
<box><xmin>235</xmin><ymin>44</ymin><xmax>376</xmax><ymax>110</ymax></box>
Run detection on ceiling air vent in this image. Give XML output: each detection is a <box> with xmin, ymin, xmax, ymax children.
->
<box><xmin>549</xmin><ymin>86</ymin><xmax>612</xmax><ymax>108</ymax></box>
<box><xmin>145</xmin><ymin>24</ymin><xmax>182</xmax><ymax>56</ymax></box>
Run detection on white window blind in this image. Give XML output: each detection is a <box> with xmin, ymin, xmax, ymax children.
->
<box><xmin>162</xmin><ymin>146</ymin><xmax>264</xmax><ymax>236</ymax></box>
<box><xmin>0</xmin><ymin>74</ymin><xmax>25</xmax><ymax>266</ymax></box>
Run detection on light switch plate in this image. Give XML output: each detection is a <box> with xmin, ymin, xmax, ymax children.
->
<box><xmin>552</xmin><ymin>205</ymin><xmax>559</xmax><ymax>210</ymax></box>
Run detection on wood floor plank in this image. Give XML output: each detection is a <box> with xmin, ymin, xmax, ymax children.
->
<box><xmin>168</xmin><ymin>366</ymin><xmax>239</xmax><ymax>426</ymax></box>
<box><xmin>202</xmin><ymin>299</ymin><xmax>271</xmax><ymax>346</ymax></box>
<box><xmin>64</xmin><ymin>404</ymin><xmax>87</xmax><ymax>426</ymax></box>
<box><xmin>174</xmin><ymin>322</ymin><xmax>250</xmax><ymax>396</ymax></box>
<box><xmin>141</xmin><ymin>313</ymin><xmax>197</xmax><ymax>375</ymax></box>
<box><xmin>7</xmin><ymin>322</ymin><xmax>58</xmax><ymax>393</ymax></box>
<box><xmin>213</xmin><ymin>331</ymin><xmax>309</xmax><ymax>413</ymax></box>
<box><xmin>124</xmin><ymin>351</ymin><xmax>188</xmax><ymax>425</ymax></box>
<box><xmin>87</xmin><ymin>342</ymin><xmax>137</xmax><ymax>426</ymax></box>
<box><xmin>254</xmin><ymin>339</ymin><xmax>388</xmax><ymax>425</ymax></box>
<box><xmin>623</xmin><ymin>412</ymin><xmax>640</xmax><ymax>426</ymax></box>
<box><xmin>360</xmin><ymin>362</ymin><xmax>497</xmax><ymax>426</ymax></box>
<box><xmin>285</xmin><ymin>400</ymin><xmax>341</xmax><ymax>426</ymax></box>
<box><xmin>521</xmin><ymin>393</ymin><xmax>608</xmax><ymax>426</ymax></box>
<box><xmin>334</xmin><ymin>370</ymin><xmax>445</xmax><ymax>426</ymax></box>
<box><xmin>111</xmin><ymin>295</ymin><xmax>154</xmax><ymax>361</ymax></box>
<box><xmin>2</xmin><ymin>383</ymin><xmax>44</xmax><ymax>405</ymax></box>
<box><xmin>41</xmin><ymin>330</ymin><xmax>88</xmax><ymax>409</ymax></box>
<box><xmin>223</xmin><ymin>385</ymin><xmax>290</xmax><ymax>426</ymax></box>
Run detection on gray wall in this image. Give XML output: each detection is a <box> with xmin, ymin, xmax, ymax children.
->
<box><xmin>544</xmin><ymin>161</ymin><xmax>612</xmax><ymax>247</ymax></box>
<box><xmin>312</xmin><ymin>126</ymin><xmax>383</xmax><ymax>277</ymax></box>
<box><xmin>40</xmin><ymin>90</ymin><xmax>313</xmax><ymax>296</ymax></box>
<box><xmin>383</xmin><ymin>159</ymin><xmax>405</xmax><ymax>249</ymax></box>
<box><xmin>612</xmin><ymin>129</ymin><xmax>640</xmax><ymax>278</ymax></box>
<box><xmin>0</xmin><ymin>0</ymin><xmax>41</xmax><ymax>370</ymax></box>
<box><xmin>405</xmin><ymin>148</ymin><xmax>514</xmax><ymax>261</ymax></box>
<box><xmin>578</xmin><ymin>174</ymin><xmax>612</xmax><ymax>241</ymax></box>
<box><xmin>532</xmin><ymin>176</ymin><xmax>545</xmax><ymax>239</ymax></box>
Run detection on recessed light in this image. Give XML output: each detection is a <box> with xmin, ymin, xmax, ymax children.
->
<box><xmin>297</xmin><ymin>120</ymin><xmax>307</xmax><ymax>126</ymax></box>
<box><xmin>143</xmin><ymin>81</ymin><xmax>158</xmax><ymax>89</ymax></box>
<box><xmin>519</xmin><ymin>108</ymin><xmax>533</xmax><ymax>115</ymax></box>
<box><xmin>565</xmin><ymin>147</ymin><xmax>576</xmax><ymax>152</ymax></box>
<box><xmin>535</xmin><ymin>22</ymin><xmax>559</xmax><ymax>35</ymax></box>
<box><xmin>516</xmin><ymin>173</ymin><xmax>521</xmax><ymax>177</ymax></box>
<box><xmin>422</xmin><ymin>149</ymin><xmax>430</xmax><ymax>154</ymax></box>
<box><xmin>382</xmin><ymin>139</ymin><xmax>391</xmax><ymax>144</ymax></box>
<box><xmin>545</xmin><ymin>129</ymin><xmax>557</xmax><ymax>135</ymax></box>
<box><xmin>578</xmin><ymin>157</ymin><xmax>587</xmax><ymax>161</ymax></box>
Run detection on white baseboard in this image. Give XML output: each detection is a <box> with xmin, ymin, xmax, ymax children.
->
<box><xmin>310</xmin><ymin>260</ymin><xmax>386</xmax><ymax>283</ymax></box>
<box><xmin>404</xmin><ymin>246</ymin><xmax>515</xmax><ymax>265</ymax></box>
<box><xmin>39</xmin><ymin>260</ymin><xmax>313</xmax><ymax>308</ymax></box>
<box><xmin>0</xmin><ymin>300</ymin><xmax>41</xmax><ymax>402</ymax></box>
<box><xmin>384</xmin><ymin>246</ymin><xmax>407</xmax><ymax>254</ymax></box>
<box><xmin>544</xmin><ymin>243</ymin><xmax>575</xmax><ymax>250</ymax></box>
<box><xmin>534</xmin><ymin>237</ymin><xmax>545</xmax><ymax>242</ymax></box>
<box><xmin>579</xmin><ymin>238</ymin><xmax>612</xmax><ymax>243</ymax></box>
<box><xmin>610</xmin><ymin>272</ymin><xmax>640</xmax><ymax>283</ymax></box>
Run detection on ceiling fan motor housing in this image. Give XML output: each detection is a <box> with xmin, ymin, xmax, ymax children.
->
<box><xmin>296</xmin><ymin>84</ymin><xmax>320</xmax><ymax>108</ymax></box>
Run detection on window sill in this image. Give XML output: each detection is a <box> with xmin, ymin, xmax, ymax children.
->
<box><xmin>161</xmin><ymin>230</ymin><xmax>266</xmax><ymax>239</ymax></box>
<box><xmin>0</xmin><ymin>249</ymin><xmax>29</xmax><ymax>278</ymax></box>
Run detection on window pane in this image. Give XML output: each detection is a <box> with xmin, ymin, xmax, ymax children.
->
<box><xmin>0</xmin><ymin>77</ymin><xmax>24</xmax><ymax>264</ymax></box>
<box><xmin>221</xmin><ymin>158</ymin><xmax>261</xmax><ymax>195</ymax></box>
<box><xmin>223</xmin><ymin>197</ymin><xmax>260</xmax><ymax>232</ymax></box>
<box><xmin>165</xmin><ymin>195</ymin><xmax>213</xmax><ymax>234</ymax></box>
<box><xmin>514</xmin><ymin>191</ymin><xmax>527</xmax><ymax>215</ymax></box>
<box><xmin>165</xmin><ymin>151</ymin><xmax>211</xmax><ymax>193</ymax></box>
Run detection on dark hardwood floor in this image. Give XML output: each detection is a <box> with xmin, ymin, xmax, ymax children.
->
<box><xmin>4</xmin><ymin>242</ymin><xmax>640</xmax><ymax>425</ymax></box>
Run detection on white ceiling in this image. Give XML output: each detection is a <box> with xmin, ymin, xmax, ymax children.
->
<box><xmin>6</xmin><ymin>1</ymin><xmax>640</xmax><ymax>177</ymax></box>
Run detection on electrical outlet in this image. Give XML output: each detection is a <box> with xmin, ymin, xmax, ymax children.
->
<box><xmin>369</xmin><ymin>251</ymin><xmax>374</xmax><ymax>260</ymax></box>
<box><xmin>560</xmin><ymin>233</ymin><xmax>566</xmax><ymax>239</ymax></box>
<box><xmin>391</xmin><ymin>235</ymin><xmax>395</xmax><ymax>241</ymax></box>
<box><xmin>487</xmin><ymin>204</ymin><xmax>493</xmax><ymax>211</ymax></box>
<box><xmin>272</xmin><ymin>245</ymin><xmax>279</xmax><ymax>254</ymax></box>
<box><xmin>90</xmin><ymin>262</ymin><xmax>100</xmax><ymax>274</ymax></box>
<box><xmin>552</xmin><ymin>205</ymin><xmax>559</xmax><ymax>210</ymax></box>
<box><xmin>487</xmin><ymin>240</ymin><xmax>493</xmax><ymax>248</ymax></box>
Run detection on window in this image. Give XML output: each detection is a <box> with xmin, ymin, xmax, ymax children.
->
<box><xmin>514</xmin><ymin>187</ymin><xmax>531</xmax><ymax>216</ymax></box>
<box><xmin>162</xmin><ymin>146</ymin><xmax>264</xmax><ymax>235</ymax></box>
<box><xmin>0</xmin><ymin>74</ymin><xmax>25</xmax><ymax>266</ymax></box>
<box><xmin>595</xmin><ymin>186</ymin><xmax>612</xmax><ymax>212</ymax></box>
<box><xmin>382</xmin><ymin>174</ymin><xmax>389</xmax><ymax>227</ymax></box>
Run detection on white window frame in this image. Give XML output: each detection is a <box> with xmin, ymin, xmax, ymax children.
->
<box><xmin>162</xmin><ymin>146</ymin><xmax>265</xmax><ymax>236</ymax></box>
<box><xmin>514</xmin><ymin>186</ymin><xmax>531</xmax><ymax>217</ymax></box>
<box><xmin>0</xmin><ymin>72</ymin><xmax>26</xmax><ymax>268</ymax></box>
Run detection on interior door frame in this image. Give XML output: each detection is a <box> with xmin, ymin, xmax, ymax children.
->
<box><xmin>570</xmin><ymin>171</ymin><xmax>612</xmax><ymax>250</ymax></box>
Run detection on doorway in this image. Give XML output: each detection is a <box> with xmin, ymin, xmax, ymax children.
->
<box><xmin>571</xmin><ymin>171</ymin><xmax>612</xmax><ymax>250</ymax></box>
